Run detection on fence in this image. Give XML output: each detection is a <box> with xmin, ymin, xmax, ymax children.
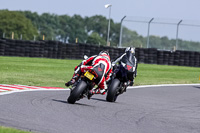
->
<box><xmin>120</xmin><ymin>16</ymin><xmax>200</xmax><ymax>52</ymax></box>
<box><xmin>0</xmin><ymin>38</ymin><xmax>200</xmax><ymax>67</ymax></box>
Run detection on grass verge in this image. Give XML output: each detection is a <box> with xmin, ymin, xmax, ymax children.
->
<box><xmin>0</xmin><ymin>56</ymin><xmax>200</xmax><ymax>88</ymax></box>
<box><xmin>0</xmin><ymin>126</ymin><xmax>30</xmax><ymax>133</ymax></box>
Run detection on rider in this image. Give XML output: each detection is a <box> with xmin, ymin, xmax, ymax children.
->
<box><xmin>65</xmin><ymin>51</ymin><xmax>112</xmax><ymax>95</ymax></box>
<box><xmin>112</xmin><ymin>47</ymin><xmax>138</xmax><ymax>86</ymax></box>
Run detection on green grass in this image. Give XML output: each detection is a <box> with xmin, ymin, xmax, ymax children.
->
<box><xmin>136</xmin><ymin>63</ymin><xmax>200</xmax><ymax>85</ymax></box>
<box><xmin>0</xmin><ymin>126</ymin><xmax>30</xmax><ymax>133</ymax></box>
<box><xmin>0</xmin><ymin>56</ymin><xmax>81</xmax><ymax>88</ymax></box>
<box><xmin>0</xmin><ymin>56</ymin><xmax>200</xmax><ymax>88</ymax></box>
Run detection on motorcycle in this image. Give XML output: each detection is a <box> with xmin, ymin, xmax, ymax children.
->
<box><xmin>106</xmin><ymin>61</ymin><xmax>136</xmax><ymax>102</ymax></box>
<box><xmin>67</xmin><ymin>62</ymin><xmax>105</xmax><ymax>104</ymax></box>
<box><xmin>67</xmin><ymin>71</ymin><xmax>94</xmax><ymax>104</ymax></box>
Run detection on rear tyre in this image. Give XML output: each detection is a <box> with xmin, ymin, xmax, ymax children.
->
<box><xmin>106</xmin><ymin>78</ymin><xmax>120</xmax><ymax>102</ymax></box>
<box><xmin>67</xmin><ymin>80</ymin><xmax>87</xmax><ymax>104</ymax></box>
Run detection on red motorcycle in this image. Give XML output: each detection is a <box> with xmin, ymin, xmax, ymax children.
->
<box><xmin>67</xmin><ymin>64</ymin><xmax>104</xmax><ymax>104</ymax></box>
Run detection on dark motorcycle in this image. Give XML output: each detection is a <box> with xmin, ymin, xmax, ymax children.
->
<box><xmin>67</xmin><ymin>64</ymin><xmax>104</xmax><ymax>104</ymax></box>
<box><xmin>106</xmin><ymin>61</ymin><xmax>136</xmax><ymax>102</ymax></box>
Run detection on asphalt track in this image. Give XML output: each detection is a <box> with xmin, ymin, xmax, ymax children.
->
<box><xmin>0</xmin><ymin>85</ymin><xmax>200</xmax><ymax>133</ymax></box>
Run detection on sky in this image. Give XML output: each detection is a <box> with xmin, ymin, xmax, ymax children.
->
<box><xmin>1</xmin><ymin>0</ymin><xmax>200</xmax><ymax>42</ymax></box>
<box><xmin>1</xmin><ymin>0</ymin><xmax>200</xmax><ymax>22</ymax></box>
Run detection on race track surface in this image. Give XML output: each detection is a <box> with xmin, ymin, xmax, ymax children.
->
<box><xmin>0</xmin><ymin>85</ymin><xmax>200</xmax><ymax>133</ymax></box>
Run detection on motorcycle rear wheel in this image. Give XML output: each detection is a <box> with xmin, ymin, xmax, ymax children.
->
<box><xmin>106</xmin><ymin>78</ymin><xmax>120</xmax><ymax>102</ymax></box>
<box><xmin>67</xmin><ymin>80</ymin><xmax>87</xmax><ymax>104</ymax></box>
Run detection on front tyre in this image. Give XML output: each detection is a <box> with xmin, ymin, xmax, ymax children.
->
<box><xmin>106</xmin><ymin>78</ymin><xmax>120</xmax><ymax>102</ymax></box>
<box><xmin>67</xmin><ymin>80</ymin><xmax>87</xmax><ymax>104</ymax></box>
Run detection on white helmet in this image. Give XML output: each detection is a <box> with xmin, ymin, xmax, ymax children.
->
<box><xmin>99</xmin><ymin>51</ymin><xmax>110</xmax><ymax>60</ymax></box>
<box><xmin>99</xmin><ymin>51</ymin><xmax>109</xmax><ymax>56</ymax></box>
<box><xmin>125</xmin><ymin>47</ymin><xmax>135</xmax><ymax>54</ymax></box>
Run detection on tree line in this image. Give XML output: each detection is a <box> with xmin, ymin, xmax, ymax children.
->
<box><xmin>0</xmin><ymin>10</ymin><xmax>199</xmax><ymax>51</ymax></box>
<box><xmin>0</xmin><ymin>10</ymin><xmax>120</xmax><ymax>46</ymax></box>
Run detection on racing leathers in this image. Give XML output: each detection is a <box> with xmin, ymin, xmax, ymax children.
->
<box><xmin>80</xmin><ymin>54</ymin><xmax>112</xmax><ymax>91</ymax></box>
<box><xmin>66</xmin><ymin>54</ymin><xmax>112</xmax><ymax>94</ymax></box>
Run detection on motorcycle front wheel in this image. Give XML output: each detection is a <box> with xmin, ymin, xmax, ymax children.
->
<box><xmin>67</xmin><ymin>80</ymin><xmax>87</xmax><ymax>104</ymax></box>
<box><xmin>106</xmin><ymin>78</ymin><xmax>120</xmax><ymax>102</ymax></box>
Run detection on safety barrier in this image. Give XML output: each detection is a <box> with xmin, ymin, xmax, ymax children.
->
<box><xmin>0</xmin><ymin>38</ymin><xmax>199</xmax><ymax>67</ymax></box>
<box><xmin>135</xmin><ymin>48</ymin><xmax>200</xmax><ymax>67</ymax></box>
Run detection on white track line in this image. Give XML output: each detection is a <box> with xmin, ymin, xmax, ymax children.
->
<box><xmin>128</xmin><ymin>84</ymin><xmax>200</xmax><ymax>89</ymax></box>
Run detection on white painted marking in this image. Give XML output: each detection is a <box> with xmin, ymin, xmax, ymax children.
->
<box><xmin>128</xmin><ymin>84</ymin><xmax>200</xmax><ymax>89</ymax></box>
<box><xmin>0</xmin><ymin>89</ymin><xmax>67</xmax><ymax>96</ymax></box>
<box><xmin>0</xmin><ymin>86</ymin><xmax>24</xmax><ymax>91</ymax></box>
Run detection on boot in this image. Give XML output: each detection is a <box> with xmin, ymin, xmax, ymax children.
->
<box><xmin>92</xmin><ymin>88</ymin><xmax>106</xmax><ymax>95</ymax></box>
<box><xmin>65</xmin><ymin>79</ymin><xmax>75</xmax><ymax>87</ymax></box>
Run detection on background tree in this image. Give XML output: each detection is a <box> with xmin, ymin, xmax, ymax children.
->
<box><xmin>0</xmin><ymin>10</ymin><xmax>38</xmax><ymax>40</ymax></box>
<box><xmin>68</xmin><ymin>15</ymin><xmax>87</xmax><ymax>43</ymax></box>
<box><xmin>86</xmin><ymin>32</ymin><xmax>106</xmax><ymax>45</ymax></box>
<box><xmin>57</xmin><ymin>15</ymin><xmax>71</xmax><ymax>42</ymax></box>
<box><xmin>1</xmin><ymin>10</ymin><xmax>200</xmax><ymax>51</ymax></box>
<box><xmin>122</xmin><ymin>27</ymin><xmax>145</xmax><ymax>47</ymax></box>
<box><xmin>149</xmin><ymin>35</ymin><xmax>162</xmax><ymax>49</ymax></box>
<box><xmin>38</xmin><ymin>13</ymin><xmax>59</xmax><ymax>40</ymax></box>
<box><xmin>109</xmin><ymin>22</ymin><xmax>120</xmax><ymax>46</ymax></box>
<box><xmin>84</xmin><ymin>15</ymin><xmax>120</xmax><ymax>46</ymax></box>
<box><xmin>85</xmin><ymin>15</ymin><xmax>107</xmax><ymax>40</ymax></box>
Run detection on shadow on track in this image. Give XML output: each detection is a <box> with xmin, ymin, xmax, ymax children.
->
<box><xmin>52</xmin><ymin>99</ymin><xmax>67</xmax><ymax>103</ymax></box>
<box><xmin>52</xmin><ymin>99</ymin><xmax>95</xmax><ymax>107</ymax></box>
<box><xmin>90</xmin><ymin>97</ymin><xmax>107</xmax><ymax>102</ymax></box>
<box><xmin>193</xmin><ymin>86</ymin><xmax>200</xmax><ymax>89</ymax></box>
<box><xmin>91</xmin><ymin>97</ymin><xmax>125</xmax><ymax>105</ymax></box>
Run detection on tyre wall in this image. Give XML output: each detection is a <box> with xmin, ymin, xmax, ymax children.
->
<box><xmin>0</xmin><ymin>38</ymin><xmax>199</xmax><ymax>67</ymax></box>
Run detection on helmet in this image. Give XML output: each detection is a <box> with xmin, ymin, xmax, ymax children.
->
<box><xmin>125</xmin><ymin>47</ymin><xmax>135</xmax><ymax>54</ymax></box>
<box><xmin>99</xmin><ymin>51</ymin><xmax>110</xmax><ymax>60</ymax></box>
<box><xmin>99</xmin><ymin>51</ymin><xmax>109</xmax><ymax>56</ymax></box>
